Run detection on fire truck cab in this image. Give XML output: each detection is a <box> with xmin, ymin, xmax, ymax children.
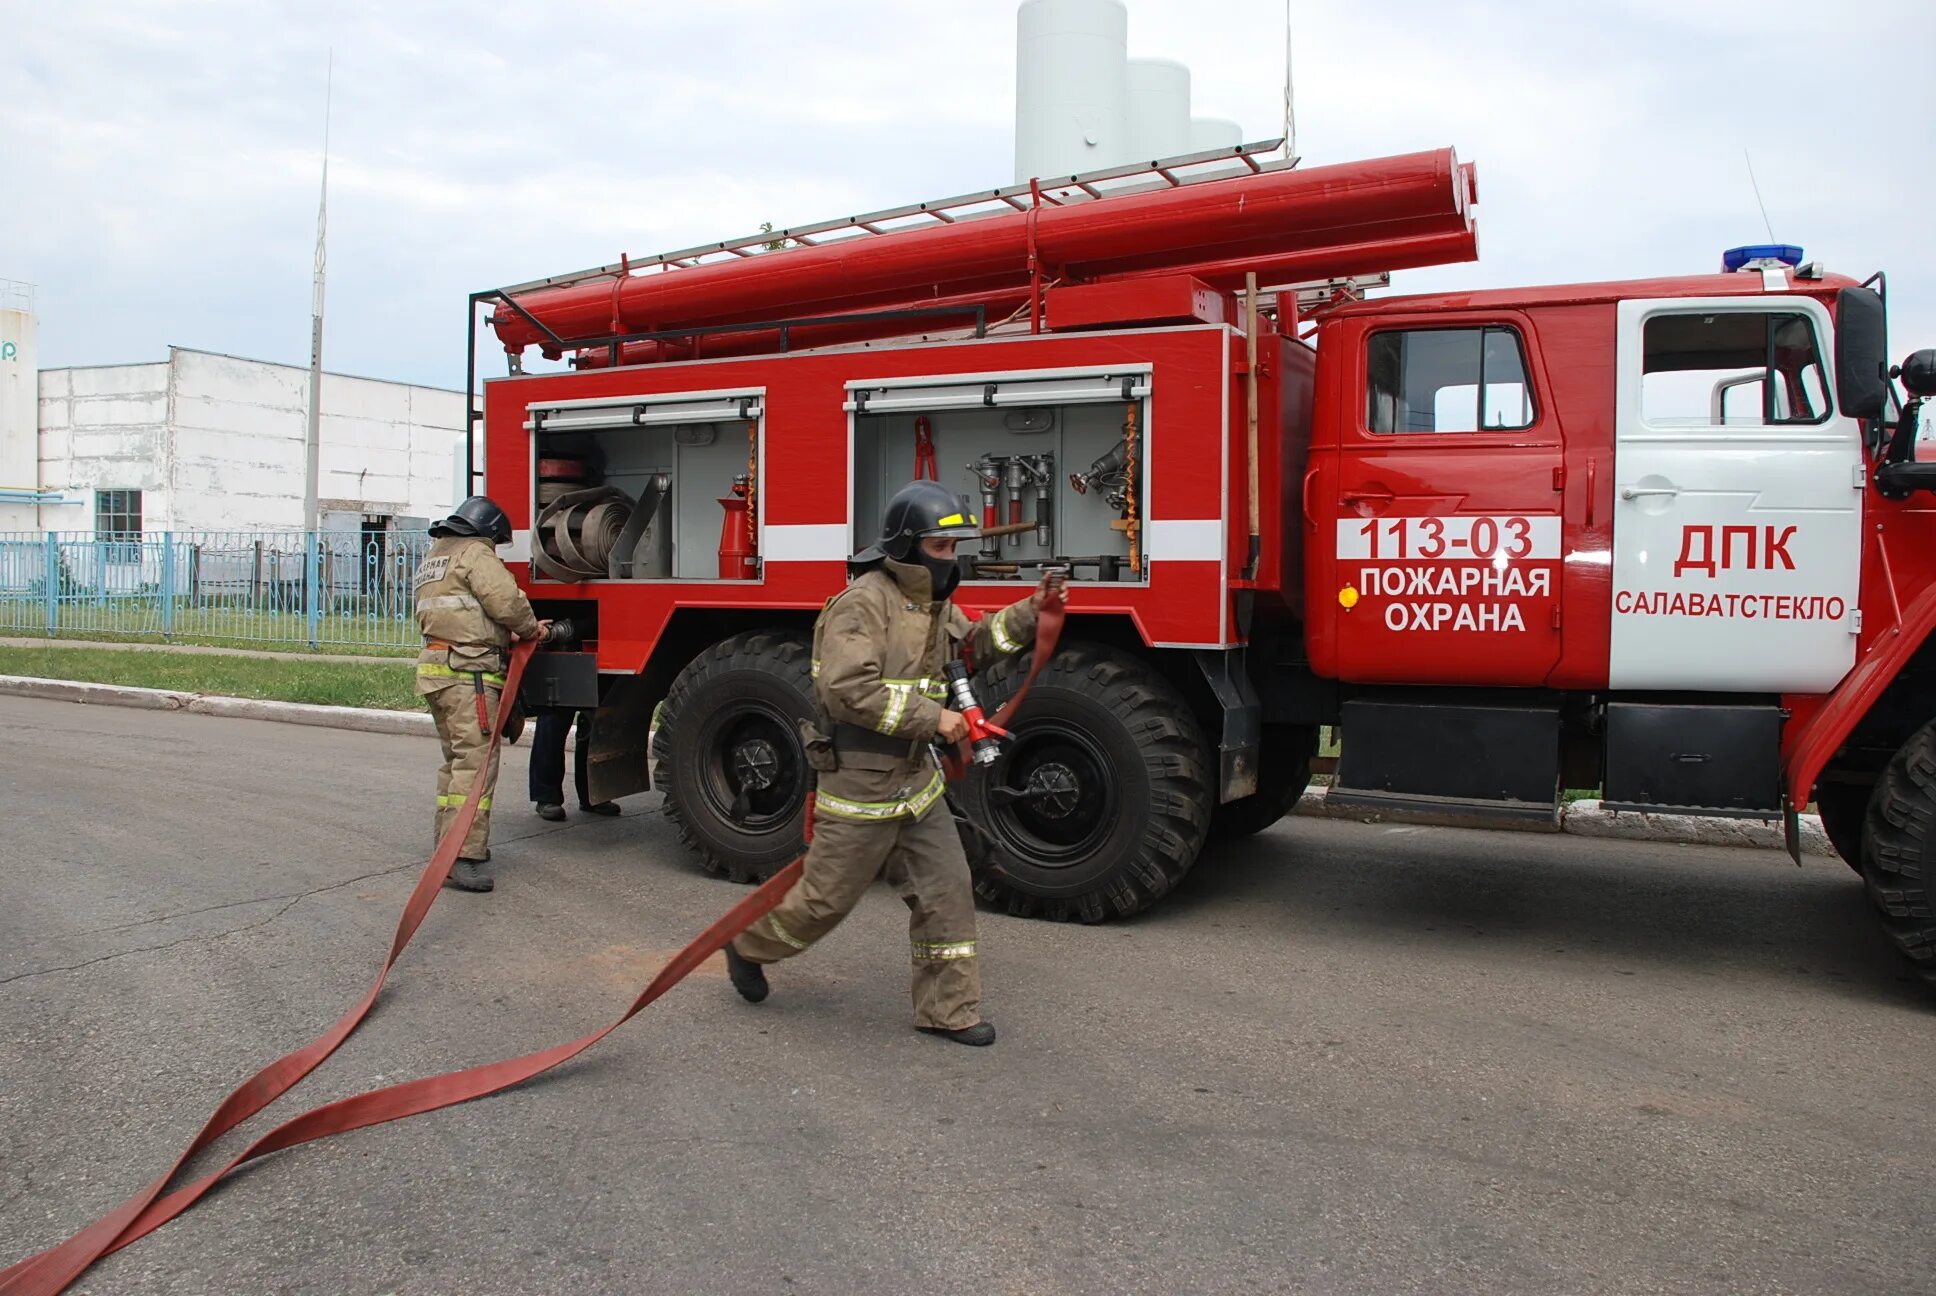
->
<box><xmin>1304</xmin><ymin>262</ymin><xmax>1881</xmax><ymax>813</ymax></box>
<box><xmin>471</xmin><ymin>142</ymin><xmax>1936</xmax><ymax>989</ymax></box>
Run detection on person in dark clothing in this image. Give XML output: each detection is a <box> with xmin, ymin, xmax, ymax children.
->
<box><xmin>528</xmin><ymin>708</ymin><xmax>619</xmax><ymax>820</ymax></box>
<box><xmin>519</xmin><ymin>618</ymin><xmax>619</xmax><ymax>822</ymax></box>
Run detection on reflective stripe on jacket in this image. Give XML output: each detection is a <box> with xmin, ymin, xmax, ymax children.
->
<box><xmin>413</xmin><ymin>535</ymin><xmax>539</xmax><ymax>694</ymax></box>
<box><xmin>808</xmin><ymin>556</ymin><xmax>1038</xmax><ymax>816</ymax></box>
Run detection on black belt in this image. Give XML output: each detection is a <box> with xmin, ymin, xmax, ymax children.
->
<box><xmin>831</xmin><ymin>721</ymin><xmax>922</xmax><ymax>759</ymax></box>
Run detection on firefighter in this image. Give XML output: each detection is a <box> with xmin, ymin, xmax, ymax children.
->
<box><xmin>413</xmin><ymin>495</ymin><xmax>551</xmax><ymax>893</ymax></box>
<box><xmin>724</xmin><ymin>480</ymin><xmax>1065</xmax><ymax>1046</ymax></box>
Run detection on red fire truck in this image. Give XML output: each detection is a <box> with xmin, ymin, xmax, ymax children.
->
<box><xmin>467</xmin><ymin>140</ymin><xmax>1936</xmax><ymax>985</ymax></box>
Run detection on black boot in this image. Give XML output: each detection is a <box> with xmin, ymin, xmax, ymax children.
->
<box><xmin>918</xmin><ymin>1021</ymin><xmax>996</xmax><ymax>1047</ymax></box>
<box><xmin>535</xmin><ymin>803</ymin><xmax>566</xmax><ymax>822</ymax></box>
<box><xmin>446</xmin><ymin>858</ymin><xmax>493</xmax><ymax>893</ymax></box>
<box><xmin>580</xmin><ymin>801</ymin><xmax>621</xmax><ymax>816</ymax></box>
<box><xmin>724</xmin><ymin>943</ymin><xmax>769</xmax><ymax>1003</ymax></box>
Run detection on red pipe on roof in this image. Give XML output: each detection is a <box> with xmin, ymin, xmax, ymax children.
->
<box><xmin>492</xmin><ymin>147</ymin><xmax>1471</xmax><ymax>358</ymax></box>
<box><xmin>1098</xmin><ymin>227</ymin><xmax>1480</xmax><ymax>294</ymax></box>
<box><xmin>569</xmin><ymin>288</ymin><xmax>1033</xmax><ymax>369</ymax></box>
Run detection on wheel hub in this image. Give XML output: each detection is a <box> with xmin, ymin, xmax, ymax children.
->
<box><xmin>985</xmin><ymin>725</ymin><xmax>1118</xmax><ymax>865</ymax></box>
<box><xmin>701</xmin><ymin>705</ymin><xmax>801</xmax><ymax>834</ymax></box>
<box><xmin>1023</xmin><ymin>762</ymin><xmax>1080</xmax><ymax>818</ymax></box>
<box><xmin>731</xmin><ymin>738</ymin><xmax>780</xmax><ymax>791</ymax></box>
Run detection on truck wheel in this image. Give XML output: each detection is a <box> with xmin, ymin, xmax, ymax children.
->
<box><xmin>958</xmin><ymin>642</ymin><xmax>1212</xmax><ymax>922</ymax></box>
<box><xmin>1208</xmin><ymin>724</ymin><xmax>1318</xmax><ymax>842</ymax></box>
<box><xmin>1812</xmin><ymin>778</ymin><xmax>1872</xmax><ymax>874</ymax></box>
<box><xmin>1862</xmin><ymin>722</ymin><xmax>1936</xmax><ymax>986</ymax></box>
<box><xmin>656</xmin><ymin>631</ymin><xmax>814</xmax><ymax>884</ymax></box>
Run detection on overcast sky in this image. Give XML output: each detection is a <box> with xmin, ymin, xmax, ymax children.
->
<box><xmin>4</xmin><ymin>1</ymin><xmax>1930</xmax><ymax>391</ymax></box>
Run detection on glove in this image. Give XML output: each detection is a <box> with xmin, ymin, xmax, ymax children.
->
<box><xmin>540</xmin><ymin>617</ymin><xmax>577</xmax><ymax>647</ymax></box>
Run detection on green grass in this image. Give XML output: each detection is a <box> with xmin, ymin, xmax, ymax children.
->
<box><xmin>0</xmin><ymin>645</ymin><xmax>423</xmax><ymax>711</ymax></box>
<box><xmin>4</xmin><ymin>609</ymin><xmax>417</xmax><ymax>657</ymax></box>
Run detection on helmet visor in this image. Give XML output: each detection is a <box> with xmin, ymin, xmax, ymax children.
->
<box><xmin>917</xmin><ymin>509</ymin><xmax>983</xmax><ymax>542</ymax></box>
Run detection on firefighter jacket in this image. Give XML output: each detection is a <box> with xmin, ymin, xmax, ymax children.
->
<box><xmin>412</xmin><ymin>535</ymin><xmax>541</xmax><ymax>694</ymax></box>
<box><xmin>805</xmin><ymin>555</ymin><xmax>1039</xmax><ymax>824</ymax></box>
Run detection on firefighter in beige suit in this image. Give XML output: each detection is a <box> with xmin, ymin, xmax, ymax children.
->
<box><xmin>726</xmin><ymin>481</ymin><xmax>1064</xmax><ymax>1046</ymax></box>
<box><xmin>413</xmin><ymin>496</ymin><xmax>548</xmax><ymax>893</ymax></box>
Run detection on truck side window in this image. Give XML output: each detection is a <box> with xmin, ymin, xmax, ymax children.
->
<box><xmin>1366</xmin><ymin>326</ymin><xmax>1535</xmax><ymax>434</ymax></box>
<box><xmin>1640</xmin><ymin>310</ymin><xmax>1830</xmax><ymax>428</ymax></box>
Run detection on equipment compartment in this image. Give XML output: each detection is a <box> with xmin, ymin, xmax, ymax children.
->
<box><xmin>847</xmin><ymin>370</ymin><xmax>1151</xmax><ymax>584</ymax></box>
<box><xmin>523</xmin><ymin>392</ymin><xmax>762</xmax><ymax>582</ymax></box>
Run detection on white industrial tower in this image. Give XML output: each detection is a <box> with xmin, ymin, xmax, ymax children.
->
<box><xmin>1012</xmin><ymin>0</ymin><xmax>1246</xmax><ymax>183</ymax></box>
<box><xmin>0</xmin><ymin>280</ymin><xmax>41</xmax><ymax>531</ymax></box>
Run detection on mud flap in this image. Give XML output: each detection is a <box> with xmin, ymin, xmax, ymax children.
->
<box><xmin>586</xmin><ymin>674</ymin><xmax>657</xmax><ymax>805</ymax></box>
<box><xmin>1192</xmin><ymin>648</ymin><xmax>1261</xmax><ymax>803</ymax></box>
<box><xmin>1783</xmin><ymin>799</ymin><xmax>1803</xmax><ymax>866</ymax></box>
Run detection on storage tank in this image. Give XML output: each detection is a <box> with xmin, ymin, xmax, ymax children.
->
<box><xmin>1013</xmin><ymin>0</ymin><xmax>1129</xmax><ymax>181</ymax></box>
<box><xmin>1185</xmin><ymin>116</ymin><xmax>1248</xmax><ymax>181</ymax></box>
<box><xmin>0</xmin><ymin>281</ymin><xmax>39</xmax><ymax>532</ymax></box>
<box><xmin>1189</xmin><ymin>116</ymin><xmax>1244</xmax><ymax>153</ymax></box>
<box><xmin>1123</xmin><ymin>57</ymin><xmax>1192</xmax><ymax>164</ymax></box>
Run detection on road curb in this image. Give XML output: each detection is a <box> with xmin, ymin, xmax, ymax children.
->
<box><xmin>0</xmin><ymin>675</ymin><xmax>195</xmax><ymax>711</ymax></box>
<box><xmin>0</xmin><ymin>674</ymin><xmax>435</xmax><ymax>737</ymax></box>
<box><xmin>186</xmin><ymin>694</ymin><xmax>437</xmax><ymax>737</ymax></box>
<box><xmin>1562</xmin><ymin>798</ymin><xmax>1833</xmax><ymax>857</ymax></box>
<box><xmin>1293</xmin><ymin>785</ymin><xmax>1835</xmax><ymax>857</ymax></box>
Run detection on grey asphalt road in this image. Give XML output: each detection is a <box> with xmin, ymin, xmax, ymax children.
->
<box><xmin>2</xmin><ymin>695</ymin><xmax>1932</xmax><ymax>1296</ymax></box>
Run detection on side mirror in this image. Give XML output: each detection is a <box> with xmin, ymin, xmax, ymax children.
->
<box><xmin>1835</xmin><ymin>287</ymin><xmax>1889</xmax><ymax>420</ymax></box>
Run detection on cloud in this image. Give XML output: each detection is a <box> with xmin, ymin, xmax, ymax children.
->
<box><xmin>1</xmin><ymin>0</ymin><xmax>1929</xmax><ymax>388</ymax></box>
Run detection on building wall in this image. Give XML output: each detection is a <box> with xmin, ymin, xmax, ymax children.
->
<box><xmin>36</xmin><ymin>362</ymin><xmax>170</xmax><ymax>532</ymax></box>
<box><xmin>31</xmin><ymin>347</ymin><xmax>464</xmax><ymax>535</ymax></box>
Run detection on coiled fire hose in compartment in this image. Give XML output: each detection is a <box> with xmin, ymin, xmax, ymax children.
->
<box><xmin>536</xmin><ymin>455</ymin><xmax>592</xmax><ymax>507</ymax></box>
<box><xmin>530</xmin><ymin>476</ymin><xmax>671</xmax><ymax>581</ymax></box>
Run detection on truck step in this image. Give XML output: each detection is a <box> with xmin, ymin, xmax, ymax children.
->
<box><xmin>1320</xmin><ymin>787</ymin><xmax>1562</xmax><ymax>832</ymax></box>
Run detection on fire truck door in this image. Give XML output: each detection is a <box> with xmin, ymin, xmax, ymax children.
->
<box><xmin>1608</xmin><ymin>297</ymin><xmax>1862</xmax><ymax>692</ymax></box>
<box><xmin>1330</xmin><ymin>320</ymin><xmax>1565</xmax><ymax>686</ymax></box>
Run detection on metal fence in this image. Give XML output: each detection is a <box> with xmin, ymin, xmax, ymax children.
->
<box><xmin>0</xmin><ymin>530</ymin><xmax>434</xmax><ymax>651</ymax></box>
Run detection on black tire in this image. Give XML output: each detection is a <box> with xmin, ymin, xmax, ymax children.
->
<box><xmin>1862</xmin><ymin>721</ymin><xmax>1936</xmax><ymax>987</ymax></box>
<box><xmin>1207</xmin><ymin>724</ymin><xmax>1318</xmax><ymax>842</ymax></box>
<box><xmin>957</xmin><ymin>642</ymin><xmax>1213</xmax><ymax>922</ymax></box>
<box><xmin>1812</xmin><ymin>778</ymin><xmax>1872</xmax><ymax>874</ymax></box>
<box><xmin>656</xmin><ymin>631</ymin><xmax>815</xmax><ymax>883</ymax></box>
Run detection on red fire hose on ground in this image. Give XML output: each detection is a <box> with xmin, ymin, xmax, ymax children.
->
<box><xmin>2</xmin><ymin>593</ymin><xmax>1067</xmax><ymax>1296</ymax></box>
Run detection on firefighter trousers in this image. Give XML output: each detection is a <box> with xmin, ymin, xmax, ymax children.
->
<box><xmin>425</xmin><ymin>678</ymin><xmax>502</xmax><ymax>860</ymax></box>
<box><xmin>733</xmin><ymin>802</ymin><xmax>981</xmax><ymax>1031</ymax></box>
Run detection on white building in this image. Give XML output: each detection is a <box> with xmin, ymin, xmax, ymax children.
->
<box><xmin>2</xmin><ymin>307</ymin><xmax>464</xmax><ymax>540</ymax></box>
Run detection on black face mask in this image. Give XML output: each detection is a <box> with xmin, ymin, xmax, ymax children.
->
<box><xmin>920</xmin><ymin>550</ymin><xmax>961</xmax><ymax>600</ymax></box>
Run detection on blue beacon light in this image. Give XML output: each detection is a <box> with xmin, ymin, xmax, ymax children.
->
<box><xmin>1722</xmin><ymin>243</ymin><xmax>1804</xmax><ymax>272</ymax></box>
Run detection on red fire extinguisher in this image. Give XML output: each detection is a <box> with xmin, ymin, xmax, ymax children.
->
<box><xmin>717</xmin><ymin>476</ymin><xmax>757</xmax><ymax>579</ymax></box>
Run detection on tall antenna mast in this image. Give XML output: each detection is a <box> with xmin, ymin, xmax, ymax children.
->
<box><xmin>1743</xmin><ymin>146</ymin><xmax>1776</xmax><ymax>243</ymax></box>
<box><xmin>302</xmin><ymin>49</ymin><xmax>333</xmax><ymax>536</ymax></box>
<box><xmin>1282</xmin><ymin>0</ymin><xmax>1296</xmax><ymax>160</ymax></box>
